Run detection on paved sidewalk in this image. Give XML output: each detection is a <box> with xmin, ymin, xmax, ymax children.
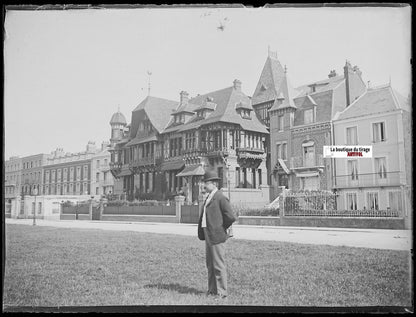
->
<box><xmin>5</xmin><ymin>218</ymin><xmax>412</xmax><ymax>251</ymax></box>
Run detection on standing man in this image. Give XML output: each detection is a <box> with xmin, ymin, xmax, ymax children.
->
<box><xmin>198</xmin><ymin>170</ymin><xmax>236</xmax><ymax>299</ymax></box>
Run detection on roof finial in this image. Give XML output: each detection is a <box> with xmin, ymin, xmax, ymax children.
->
<box><xmin>268</xmin><ymin>46</ymin><xmax>277</xmax><ymax>59</ymax></box>
<box><xmin>389</xmin><ymin>75</ymin><xmax>391</xmax><ymax>86</ymax></box>
<box><xmin>147</xmin><ymin>70</ymin><xmax>152</xmax><ymax>96</ymax></box>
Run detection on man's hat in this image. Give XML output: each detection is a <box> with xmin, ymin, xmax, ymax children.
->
<box><xmin>203</xmin><ymin>170</ymin><xmax>221</xmax><ymax>182</ymax></box>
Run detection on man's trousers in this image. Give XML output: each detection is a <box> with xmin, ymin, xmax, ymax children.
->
<box><xmin>203</xmin><ymin>228</ymin><xmax>228</xmax><ymax>296</ymax></box>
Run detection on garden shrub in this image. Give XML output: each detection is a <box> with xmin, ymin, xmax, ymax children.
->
<box><xmin>106</xmin><ymin>200</ymin><xmax>128</xmax><ymax>207</ymax></box>
<box><xmin>128</xmin><ymin>200</ymin><xmax>165</xmax><ymax>206</ymax></box>
<box><xmin>232</xmin><ymin>204</ymin><xmax>279</xmax><ymax>217</ymax></box>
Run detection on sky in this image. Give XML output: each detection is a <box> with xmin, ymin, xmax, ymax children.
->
<box><xmin>4</xmin><ymin>5</ymin><xmax>411</xmax><ymax>160</ymax></box>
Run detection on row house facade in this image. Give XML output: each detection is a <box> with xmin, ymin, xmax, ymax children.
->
<box><xmin>4</xmin><ymin>156</ymin><xmax>23</xmax><ymax>217</ymax></box>
<box><xmin>90</xmin><ymin>142</ymin><xmax>114</xmax><ymax>196</ymax></box>
<box><xmin>110</xmin><ymin>80</ymin><xmax>270</xmax><ymax>207</ymax></box>
<box><xmin>43</xmin><ymin>142</ymin><xmax>98</xmax><ymax>196</ymax></box>
<box><xmin>332</xmin><ymin>85</ymin><xmax>412</xmax><ymax>226</ymax></box>
<box><xmin>21</xmin><ymin>153</ymin><xmax>49</xmax><ymax>196</ymax></box>
<box><xmin>5</xmin><ymin>156</ymin><xmax>22</xmax><ymax>198</ymax></box>
<box><xmin>252</xmin><ymin>51</ymin><xmax>366</xmax><ymax>200</ymax></box>
<box><xmin>5</xmin><ymin>142</ymin><xmax>114</xmax><ymax>220</ymax></box>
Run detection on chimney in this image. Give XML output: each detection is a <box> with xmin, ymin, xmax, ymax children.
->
<box><xmin>101</xmin><ymin>141</ymin><xmax>110</xmax><ymax>151</ymax></box>
<box><xmin>328</xmin><ymin>70</ymin><xmax>337</xmax><ymax>78</ymax></box>
<box><xmin>233</xmin><ymin>79</ymin><xmax>242</xmax><ymax>91</ymax></box>
<box><xmin>344</xmin><ymin>60</ymin><xmax>354</xmax><ymax>106</ymax></box>
<box><xmin>180</xmin><ymin>91</ymin><xmax>189</xmax><ymax>104</ymax></box>
<box><xmin>86</xmin><ymin>141</ymin><xmax>97</xmax><ymax>153</ymax></box>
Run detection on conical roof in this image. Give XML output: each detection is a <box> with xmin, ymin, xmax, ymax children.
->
<box><xmin>110</xmin><ymin>111</ymin><xmax>127</xmax><ymax>125</ymax></box>
<box><xmin>269</xmin><ymin>69</ymin><xmax>297</xmax><ymax>112</ymax></box>
<box><xmin>252</xmin><ymin>55</ymin><xmax>286</xmax><ymax>105</ymax></box>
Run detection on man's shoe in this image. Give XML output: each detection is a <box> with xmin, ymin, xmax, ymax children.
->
<box><xmin>214</xmin><ymin>294</ymin><xmax>227</xmax><ymax>300</ymax></box>
<box><xmin>206</xmin><ymin>291</ymin><xmax>216</xmax><ymax>297</ymax></box>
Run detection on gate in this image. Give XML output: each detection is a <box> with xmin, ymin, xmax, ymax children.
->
<box><xmin>181</xmin><ymin>204</ymin><xmax>200</xmax><ymax>223</ymax></box>
<box><xmin>5</xmin><ymin>199</ymin><xmax>12</xmax><ymax>217</ymax></box>
<box><xmin>20</xmin><ymin>197</ymin><xmax>25</xmax><ymax>216</ymax></box>
<box><xmin>91</xmin><ymin>206</ymin><xmax>100</xmax><ymax>220</ymax></box>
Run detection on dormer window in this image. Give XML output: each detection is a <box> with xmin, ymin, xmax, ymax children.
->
<box><xmin>241</xmin><ymin>110</ymin><xmax>251</xmax><ymax>119</ymax></box>
<box><xmin>197</xmin><ymin>110</ymin><xmax>205</xmax><ymax>118</ymax></box>
<box><xmin>196</xmin><ymin>99</ymin><xmax>215</xmax><ymax>119</ymax></box>
<box><xmin>235</xmin><ymin>102</ymin><xmax>252</xmax><ymax>119</ymax></box>
<box><xmin>260</xmin><ymin>83</ymin><xmax>267</xmax><ymax>91</ymax></box>
<box><xmin>174</xmin><ymin>114</ymin><xmax>185</xmax><ymax>124</ymax></box>
<box><xmin>304</xmin><ymin>108</ymin><xmax>315</xmax><ymax>124</ymax></box>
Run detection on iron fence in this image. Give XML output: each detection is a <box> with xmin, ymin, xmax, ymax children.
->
<box><xmin>284</xmin><ymin>208</ymin><xmax>400</xmax><ymax>217</ymax></box>
<box><xmin>283</xmin><ymin>191</ymin><xmax>400</xmax><ymax>217</ymax></box>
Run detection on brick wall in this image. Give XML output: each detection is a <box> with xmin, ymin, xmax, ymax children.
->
<box><xmin>290</xmin><ymin>125</ymin><xmax>332</xmax><ymax>191</ymax></box>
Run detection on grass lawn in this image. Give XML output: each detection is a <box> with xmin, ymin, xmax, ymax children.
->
<box><xmin>3</xmin><ymin>224</ymin><xmax>412</xmax><ymax>308</ymax></box>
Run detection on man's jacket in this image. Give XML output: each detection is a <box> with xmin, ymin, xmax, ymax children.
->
<box><xmin>197</xmin><ymin>190</ymin><xmax>237</xmax><ymax>245</ymax></box>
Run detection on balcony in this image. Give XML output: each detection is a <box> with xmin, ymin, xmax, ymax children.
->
<box><xmin>129</xmin><ymin>156</ymin><xmax>158</xmax><ymax>168</ymax></box>
<box><xmin>109</xmin><ymin>162</ymin><xmax>122</xmax><ymax>169</ymax></box>
<box><xmin>236</xmin><ymin>147</ymin><xmax>266</xmax><ymax>160</ymax></box>
<box><xmin>183</xmin><ymin>147</ymin><xmax>230</xmax><ymax>158</ymax></box>
<box><xmin>333</xmin><ymin>171</ymin><xmax>405</xmax><ymax>189</ymax></box>
<box><xmin>290</xmin><ymin>154</ymin><xmax>324</xmax><ymax>170</ymax></box>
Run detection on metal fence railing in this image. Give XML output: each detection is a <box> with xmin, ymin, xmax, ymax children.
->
<box><xmin>282</xmin><ymin>191</ymin><xmax>401</xmax><ymax>218</ymax></box>
<box><xmin>103</xmin><ymin>205</ymin><xmax>175</xmax><ymax>216</ymax></box>
<box><xmin>284</xmin><ymin>208</ymin><xmax>400</xmax><ymax>217</ymax></box>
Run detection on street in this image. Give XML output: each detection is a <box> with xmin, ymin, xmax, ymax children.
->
<box><xmin>5</xmin><ymin>218</ymin><xmax>411</xmax><ymax>251</ymax></box>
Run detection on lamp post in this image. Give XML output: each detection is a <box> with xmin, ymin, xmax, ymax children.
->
<box><xmin>32</xmin><ymin>186</ymin><xmax>38</xmax><ymax>226</ymax></box>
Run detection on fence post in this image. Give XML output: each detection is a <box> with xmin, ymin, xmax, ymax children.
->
<box><xmin>281</xmin><ymin>189</ymin><xmax>287</xmax><ymax>226</ymax></box>
<box><xmin>175</xmin><ymin>195</ymin><xmax>185</xmax><ymax>223</ymax></box>
<box><xmin>89</xmin><ymin>199</ymin><xmax>93</xmax><ymax>221</ymax></box>
<box><xmin>99</xmin><ymin>199</ymin><xmax>104</xmax><ymax>220</ymax></box>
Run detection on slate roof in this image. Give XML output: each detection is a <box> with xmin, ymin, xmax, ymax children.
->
<box><xmin>252</xmin><ymin>56</ymin><xmax>286</xmax><ymax>105</ymax></box>
<box><xmin>173</xmin><ymin>86</ymin><xmax>268</xmax><ymax>134</ymax></box>
<box><xmin>110</xmin><ymin>111</ymin><xmax>127</xmax><ymax>125</ymax></box>
<box><xmin>269</xmin><ymin>72</ymin><xmax>298</xmax><ymax>111</ymax></box>
<box><xmin>132</xmin><ymin>96</ymin><xmax>178</xmax><ymax>133</ymax></box>
<box><xmin>164</xmin><ymin>100</ymin><xmax>200</xmax><ymax>133</ymax></box>
<box><xmin>295</xmin><ymin>75</ymin><xmax>344</xmax><ymax>98</ymax></box>
<box><xmin>334</xmin><ymin>85</ymin><xmax>410</xmax><ymax>120</ymax></box>
<box><xmin>171</xmin><ymin>101</ymin><xmax>199</xmax><ymax>115</ymax></box>
<box><xmin>125</xmin><ymin>134</ymin><xmax>158</xmax><ymax>147</ymax></box>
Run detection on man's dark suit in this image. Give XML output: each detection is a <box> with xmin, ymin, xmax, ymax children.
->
<box><xmin>197</xmin><ymin>190</ymin><xmax>236</xmax><ymax>244</ymax></box>
<box><xmin>197</xmin><ymin>189</ymin><xmax>236</xmax><ymax>296</ymax></box>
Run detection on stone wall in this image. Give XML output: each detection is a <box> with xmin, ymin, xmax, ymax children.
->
<box><xmin>238</xmin><ymin>215</ymin><xmax>404</xmax><ymax>229</ymax></box>
<box><xmin>280</xmin><ymin>216</ymin><xmax>405</xmax><ymax>229</ymax></box>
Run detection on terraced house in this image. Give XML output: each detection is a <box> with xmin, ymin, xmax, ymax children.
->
<box><xmin>43</xmin><ymin>142</ymin><xmax>98</xmax><ymax>196</ymax></box>
<box><xmin>252</xmin><ymin>51</ymin><xmax>367</xmax><ymax>200</ymax></box>
<box><xmin>4</xmin><ymin>156</ymin><xmax>22</xmax><ymax>218</ymax></box>
<box><xmin>21</xmin><ymin>154</ymin><xmax>48</xmax><ymax>196</ymax></box>
<box><xmin>109</xmin><ymin>79</ymin><xmax>270</xmax><ymax>206</ymax></box>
